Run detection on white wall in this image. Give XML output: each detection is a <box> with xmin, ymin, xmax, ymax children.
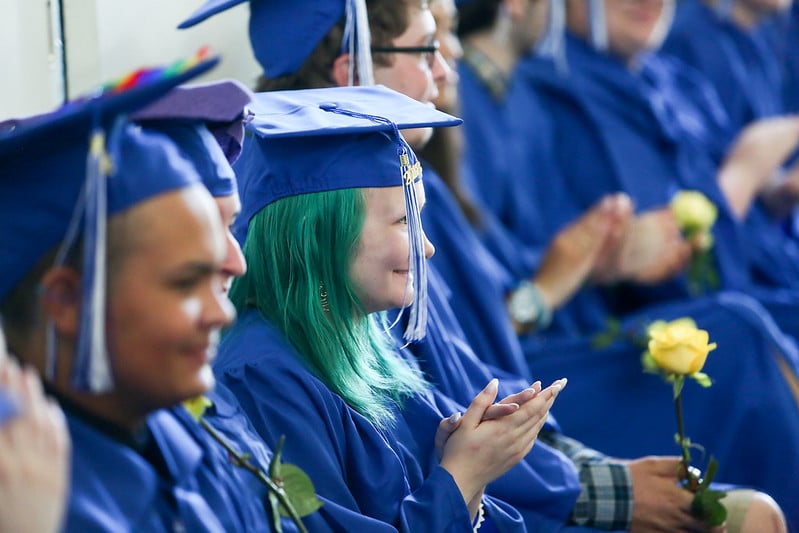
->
<box><xmin>0</xmin><ymin>0</ymin><xmax>63</xmax><ymax>119</ymax></box>
<box><xmin>1</xmin><ymin>0</ymin><xmax>260</xmax><ymax>120</ymax></box>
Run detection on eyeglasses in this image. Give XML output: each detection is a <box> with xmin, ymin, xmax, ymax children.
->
<box><xmin>371</xmin><ymin>40</ymin><xmax>440</xmax><ymax>68</ymax></box>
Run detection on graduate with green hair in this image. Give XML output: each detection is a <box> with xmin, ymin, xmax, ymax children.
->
<box><xmin>215</xmin><ymin>84</ymin><xmax>565</xmax><ymax>532</ymax></box>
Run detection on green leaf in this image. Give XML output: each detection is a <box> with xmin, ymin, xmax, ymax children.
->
<box><xmin>269</xmin><ymin>435</ymin><xmax>286</xmax><ymax>480</ymax></box>
<box><xmin>641</xmin><ymin>351</ymin><xmax>659</xmax><ymax>374</ymax></box>
<box><xmin>268</xmin><ymin>491</ymin><xmax>283</xmax><ymax>533</ymax></box>
<box><xmin>278</xmin><ymin>463</ymin><xmax>325</xmax><ymax>518</ymax></box>
<box><xmin>672</xmin><ymin>375</ymin><xmax>685</xmax><ymax>399</ymax></box>
<box><xmin>691</xmin><ymin>488</ymin><xmax>727</xmax><ymax>527</ymax></box>
<box><xmin>700</xmin><ymin>457</ymin><xmax>719</xmax><ymax>490</ymax></box>
<box><xmin>591</xmin><ymin>318</ymin><xmax>622</xmax><ymax>350</ymax></box>
<box><xmin>691</xmin><ymin>372</ymin><xmax>712</xmax><ymax>388</ymax></box>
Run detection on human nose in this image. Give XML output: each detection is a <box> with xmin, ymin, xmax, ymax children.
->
<box><xmin>222</xmin><ymin>231</ymin><xmax>247</xmax><ymax>280</ymax></box>
<box><xmin>430</xmin><ymin>50</ymin><xmax>451</xmax><ymax>87</ymax></box>
<box><xmin>423</xmin><ymin>231</ymin><xmax>436</xmax><ymax>259</ymax></box>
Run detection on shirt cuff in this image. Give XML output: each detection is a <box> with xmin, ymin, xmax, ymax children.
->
<box><xmin>569</xmin><ymin>462</ymin><xmax>634</xmax><ymax>531</ymax></box>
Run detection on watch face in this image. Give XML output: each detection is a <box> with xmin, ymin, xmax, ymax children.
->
<box><xmin>509</xmin><ymin>284</ymin><xmax>539</xmax><ymax>325</ymax></box>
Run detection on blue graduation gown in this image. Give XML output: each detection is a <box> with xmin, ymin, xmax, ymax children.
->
<box><xmin>201</xmin><ymin>382</ymin><xmax>350</xmax><ymax>532</ymax></box>
<box><xmin>390</xmin><ymin>271</ymin><xmax>624</xmax><ymax>533</ymax></box>
<box><xmin>779</xmin><ymin>4</ymin><xmax>799</xmax><ymax>113</ymax></box>
<box><xmin>521</xmin><ymin>291</ymin><xmax>799</xmax><ymax>531</ymax></box>
<box><xmin>419</xmin><ymin>160</ymin><xmax>799</xmax><ymax>527</ymax></box>
<box><xmin>511</xmin><ymin>36</ymin><xmax>799</xmax><ymax>344</ymax></box>
<box><xmin>214</xmin><ymin>309</ymin><xmax>526</xmax><ymax>533</ymax></box>
<box><xmin>65</xmin><ymin>407</ymin><xmax>273</xmax><ymax>532</ymax></box>
<box><xmin>661</xmin><ymin>0</ymin><xmax>784</xmax><ymax>134</ymax></box>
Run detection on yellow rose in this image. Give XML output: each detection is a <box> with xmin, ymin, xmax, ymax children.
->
<box><xmin>183</xmin><ymin>395</ymin><xmax>213</xmax><ymax>422</ymax></box>
<box><xmin>647</xmin><ymin>319</ymin><xmax>717</xmax><ymax>375</ymax></box>
<box><xmin>671</xmin><ymin>191</ymin><xmax>718</xmax><ymax>235</ymax></box>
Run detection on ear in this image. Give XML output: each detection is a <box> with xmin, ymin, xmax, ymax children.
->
<box><xmin>40</xmin><ymin>266</ymin><xmax>81</xmax><ymax>339</ymax></box>
<box><xmin>331</xmin><ymin>53</ymin><xmax>360</xmax><ymax>87</ymax></box>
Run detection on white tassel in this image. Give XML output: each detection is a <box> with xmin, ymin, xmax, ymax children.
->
<box><xmin>589</xmin><ymin>0</ymin><xmax>609</xmax><ymax>51</ymax></box>
<box><xmin>345</xmin><ymin>0</ymin><xmax>374</xmax><ymax>86</ymax></box>
<box><xmin>536</xmin><ymin>0</ymin><xmax>568</xmax><ymax>74</ymax></box>
<box><xmin>74</xmin><ymin>128</ymin><xmax>113</xmax><ymax>392</ymax></box>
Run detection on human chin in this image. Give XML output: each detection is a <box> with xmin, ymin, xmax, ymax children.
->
<box><xmin>402</xmin><ymin>126</ymin><xmax>433</xmax><ymax>149</ymax></box>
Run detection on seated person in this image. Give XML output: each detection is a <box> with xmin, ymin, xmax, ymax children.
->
<box><xmin>218</xmin><ymin>84</ymin><xmax>561</xmax><ymax>532</ymax></box>
<box><xmin>0</xmin><ymin>55</ymin><xmax>280</xmax><ymax>531</ymax></box>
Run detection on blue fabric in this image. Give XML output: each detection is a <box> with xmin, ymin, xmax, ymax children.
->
<box><xmin>231</xmin><ymin>86</ymin><xmax>459</xmax><ymax>244</ymax></box>
<box><xmin>779</xmin><ymin>4</ymin><xmax>799</xmax><ymax>113</ymax></box>
<box><xmin>417</xmin><ymin>157</ymin><xmax>799</xmax><ymax>528</ymax></box>
<box><xmin>179</xmin><ymin>0</ymin><xmax>345</xmax><ymax>78</ymax></box>
<box><xmin>421</xmin><ymin>164</ymin><xmax>530</xmax><ymax>377</ymax></box>
<box><xmin>661</xmin><ymin>0</ymin><xmax>784</xmax><ymax>134</ymax></box>
<box><xmin>509</xmin><ymin>36</ymin><xmax>799</xmax><ymax>345</ymax></box>
<box><xmin>389</xmin><ymin>269</ymin><xmax>620</xmax><ymax>532</ymax></box>
<box><xmin>520</xmin><ymin>292</ymin><xmax>799</xmax><ymax>532</ymax></box>
<box><xmin>501</xmin><ymin>42</ymin><xmax>799</xmax><ymax>526</ymax></box>
<box><xmin>215</xmin><ymin>309</ymin><xmax>526</xmax><ymax>533</ymax></box>
<box><xmin>199</xmin><ymin>382</ymin><xmax>354</xmax><ymax>531</ymax></box>
<box><xmin>65</xmin><ymin>407</ymin><xmax>274</xmax><ymax>532</ymax></box>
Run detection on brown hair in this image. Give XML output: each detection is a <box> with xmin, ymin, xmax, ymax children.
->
<box><xmin>0</xmin><ymin>213</ymin><xmax>134</xmax><ymax>354</ymax></box>
<box><xmin>368</xmin><ymin>0</ymin><xmax>426</xmax><ymax>67</ymax></box>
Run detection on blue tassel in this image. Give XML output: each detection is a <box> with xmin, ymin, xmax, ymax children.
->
<box><xmin>536</xmin><ymin>0</ymin><xmax>568</xmax><ymax>74</ymax></box>
<box><xmin>398</xmin><ymin>142</ymin><xmax>427</xmax><ymax>342</ymax></box>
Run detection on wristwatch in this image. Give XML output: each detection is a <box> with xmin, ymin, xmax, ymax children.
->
<box><xmin>507</xmin><ymin>280</ymin><xmax>552</xmax><ymax>330</ymax></box>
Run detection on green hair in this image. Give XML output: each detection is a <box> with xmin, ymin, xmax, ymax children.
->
<box><xmin>230</xmin><ymin>188</ymin><xmax>427</xmax><ymax>428</ymax></box>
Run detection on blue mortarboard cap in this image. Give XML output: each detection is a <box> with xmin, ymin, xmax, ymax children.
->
<box><xmin>179</xmin><ymin>0</ymin><xmax>374</xmax><ymax>84</ymax></box>
<box><xmin>0</xmin><ymin>51</ymin><xmax>219</xmax><ymax>393</ymax></box>
<box><xmin>133</xmin><ymin>80</ymin><xmax>255</xmax><ymax>197</ymax></box>
<box><xmin>233</xmin><ymin>85</ymin><xmax>461</xmax><ymax>341</ymax></box>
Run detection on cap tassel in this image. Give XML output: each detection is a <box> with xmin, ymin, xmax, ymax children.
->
<box><xmin>399</xmin><ymin>145</ymin><xmax>427</xmax><ymax>342</ymax></box>
<box><xmin>46</xmin><ymin>163</ymin><xmax>88</xmax><ymax>382</ymax></box>
<box><xmin>535</xmin><ymin>0</ymin><xmax>568</xmax><ymax>74</ymax></box>
<box><xmin>344</xmin><ymin>0</ymin><xmax>374</xmax><ymax>86</ymax></box>
<box><xmin>715</xmin><ymin>0</ymin><xmax>735</xmax><ymax>19</ymax></box>
<box><xmin>316</xmin><ymin>106</ymin><xmax>429</xmax><ymax>341</ymax></box>
<box><xmin>589</xmin><ymin>0</ymin><xmax>609</xmax><ymax>51</ymax></box>
<box><xmin>71</xmin><ymin>125</ymin><xmax>113</xmax><ymax>393</ymax></box>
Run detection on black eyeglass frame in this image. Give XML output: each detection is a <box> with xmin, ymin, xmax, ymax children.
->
<box><xmin>370</xmin><ymin>44</ymin><xmax>440</xmax><ymax>55</ymax></box>
<box><xmin>370</xmin><ymin>41</ymin><xmax>440</xmax><ymax>67</ymax></box>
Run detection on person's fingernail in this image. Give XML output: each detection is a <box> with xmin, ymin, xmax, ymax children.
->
<box><xmin>448</xmin><ymin>412</ymin><xmax>461</xmax><ymax>425</ymax></box>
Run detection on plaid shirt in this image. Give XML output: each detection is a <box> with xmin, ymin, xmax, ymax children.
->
<box><xmin>540</xmin><ymin>431</ymin><xmax>634</xmax><ymax>531</ymax></box>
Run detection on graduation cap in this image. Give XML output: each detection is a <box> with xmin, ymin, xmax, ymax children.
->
<box><xmin>179</xmin><ymin>0</ymin><xmax>374</xmax><ymax>85</ymax></box>
<box><xmin>232</xmin><ymin>84</ymin><xmax>461</xmax><ymax>341</ymax></box>
<box><xmin>133</xmin><ymin>79</ymin><xmax>255</xmax><ymax>197</ymax></box>
<box><xmin>0</xmin><ymin>50</ymin><xmax>219</xmax><ymax>393</ymax></box>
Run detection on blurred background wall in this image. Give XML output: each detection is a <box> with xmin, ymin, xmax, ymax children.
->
<box><xmin>0</xmin><ymin>0</ymin><xmax>260</xmax><ymax>119</ymax></box>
